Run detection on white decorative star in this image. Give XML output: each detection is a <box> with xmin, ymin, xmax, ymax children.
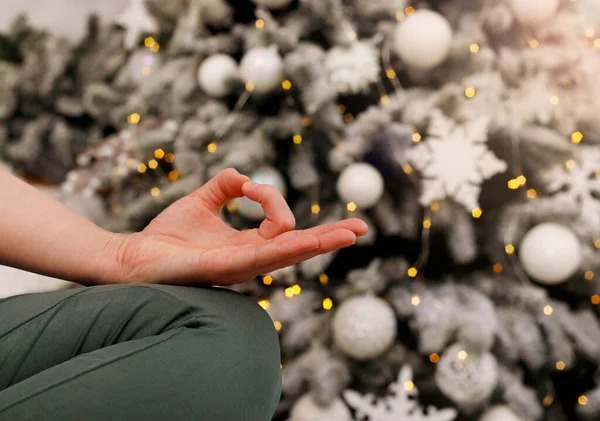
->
<box><xmin>405</xmin><ymin>109</ymin><xmax>507</xmax><ymax>211</ymax></box>
<box><xmin>114</xmin><ymin>0</ymin><xmax>159</xmax><ymax>50</ymax></box>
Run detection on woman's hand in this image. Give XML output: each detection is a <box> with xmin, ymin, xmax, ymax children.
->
<box><xmin>110</xmin><ymin>168</ymin><xmax>368</xmax><ymax>286</ymax></box>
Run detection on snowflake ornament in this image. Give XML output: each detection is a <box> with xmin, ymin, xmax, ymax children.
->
<box><xmin>325</xmin><ymin>41</ymin><xmax>381</xmax><ymax>95</ymax></box>
<box><xmin>114</xmin><ymin>0</ymin><xmax>159</xmax><ymax>50</ymax></box>
<box><xmin>405</xmin><ymin>109</ymin><xmax>507</xmax><ymax>211</ymax></box>
<box><xmin>344</xmin><ymin>365</ymin><xmax>458</xmax><ymax>421</ymax></box>
<box><xmin>543</xmin><ymin>147</ymin><xmax>600</xmax><ymax>238</ymax></box>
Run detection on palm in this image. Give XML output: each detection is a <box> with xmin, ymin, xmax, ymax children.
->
<box><xmin>117</xmin><ymin>169</ymin><xmax>368</xmax><ymax>286</ymax></box>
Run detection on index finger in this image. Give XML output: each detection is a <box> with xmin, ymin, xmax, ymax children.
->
<box><xmin>242</xmin><ymin>182</ymin><xmax>296</xmax><ymax>239</ymax></box>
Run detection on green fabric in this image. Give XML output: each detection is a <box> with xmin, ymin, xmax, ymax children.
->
<box><xmin>0</xmin><ymin>284</ymin><xmax>282</xmax><ymax>421</ymax></box>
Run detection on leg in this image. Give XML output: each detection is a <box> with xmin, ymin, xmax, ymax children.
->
<box><xmin>0</xmin><ymin>284</ymin><xmax>281</xmax><ymax>421</ymax></box>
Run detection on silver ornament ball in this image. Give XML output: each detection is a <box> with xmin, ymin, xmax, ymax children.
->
<box><xmin>289</xmin><ymin>394</ymin><xmax>352</xmax><ymax>421</ymax></box>
<box><xmin>336</xmin><ymin>163</ymin><xmax>384</xmax><ymax>210</ymax></box>
<box><xmin>197</xmin><ymin>54</ymin><xmax>239</xmax><ymax>98</ymax></box>
<box><xmin>239</xmin><ymin>46</ymin><xmax>285</xmax><ymax>95</ymax></box>
<box><xmin>332</xmin><ymin>295</ymin><xmax>397</xmax><ymax>360</ymax></box>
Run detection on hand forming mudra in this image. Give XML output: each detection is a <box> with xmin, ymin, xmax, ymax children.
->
<box><xmin>105</xmin><ymin>168</ymin><xmax>368</xmax><ymax>286</ymax></box>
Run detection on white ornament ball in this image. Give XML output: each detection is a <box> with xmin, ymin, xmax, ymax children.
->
<box><xmin>332</xmin><ymin>295</ymin><xmax>397</xmax><ymax>360</ymax></box>
<box><xmin>197</xmin><ymin>54</ymin><xmax>239</xmax><ymax>98</ymax></box>
<box><xmin>239</xmin><ymin>47</ymin><xmax>284</xmax><ymax>95</ymax></box>
<box><xmin>289</xmin><ymin>394</ymin><xmax>352</xmax><ymax>421</ymax></box>
<box><xmin>435</xmin><ymin>343</ymin><xmax>498</xmax><ymax>409</ymax></box>
<box><xmin>507</xmin><ymin>0</ymin><xmax>560</xmax><ymax>26</ymax></box>
<box><xmin>394</xmin><ymin>10</ymin><xmax>453</xmax><ymax>70</ymax></box>
<box><xmin>519</xmin><ymin>222</ymin><xmax>582</xmax><ymax>285</ymax></box>
<box><xmin>251</xmin><ymin>0</ymin><xmax>293</xmax><ymax>9</ymax></box>
<box><xmin>336</xmin><ymin>163</ymin><xmax>384</xmax><ymax>210</ymax></box>
<box><xmin>479</xmin><ymin>406</ymin><xmax>523</xmax><ymax>421</ymax></box>
<box><xmin>235</xmin><ymin>167</ymin><xmax>287</xmax><ymax>221</ymax></box>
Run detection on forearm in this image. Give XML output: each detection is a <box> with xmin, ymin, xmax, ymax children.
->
<box><xmin>0</xmin><ymin>169</ymin><xmax>124</xmax><ymax>286</ymax></box>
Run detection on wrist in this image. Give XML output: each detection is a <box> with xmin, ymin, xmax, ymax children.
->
<box><xmin>91</xmin><ymin>231</ymin><xmax>131</xmax><ymax>286</ymax></box>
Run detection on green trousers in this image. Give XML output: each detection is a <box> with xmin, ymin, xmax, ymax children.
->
<box><xmin>0</xmin><ymin>284</ymin><xmax>282</xmax><ymax>421</ymax></box>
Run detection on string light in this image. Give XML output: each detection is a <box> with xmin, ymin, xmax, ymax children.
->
<box><xmin>137</xmin><ymin>163</ymin><xmax>147</xmax><ymax>174</ymax></box>
<box><xmin>344</xmin><ymin>113</ymin><xmax>354</xmax><ymax>123</ymax></box>
<box><xmin>465</xmin><ymin>87</ymin><xmax>476</xmax><ymax>98</ymax></box>
<box><xmin>149</xmin><ymin>42</ymin><xmax>159</xmax><ymax>53</ymax></box>
<box><xmin>144</xmin><ymin>36</ymin><xmax>160</xmax><ymax>52</ymax></box>
<box><xmin>167</xmin><ymin>170</ymin><xmax>179</xmax><ymax>181</ymax></box>
<box><xmin>386</xmin><ymin>68</ymin><xmax>397</xmax><ymax>79</ymax></box>
<box><xmin>141</xmin><ymin>66</ymin><xmax>152</xmax><ymax>76</ymax></box>
<box><xmin>405</xmin><ymin>6</ymin><xmax>415</xmax><ymax>15</ymax></box>
<box><xmin>255</xmin><ymin>19</ymin><xmax>265</xmax><ymax>29</ymax></box>
<box><xmin>291</xmin><ymin>284</ymin><xmax>302</xmax><ymax>295</ymax></box>
<box><xmin>144</xmin><ymin>37</ymin><xmax>156</xmax><ymax>47</ymax></box>
<box><xmin>347</xmin><ymin>30</ymin><xmax>357</xmax><ymax>41</ymax></box>
<box><xmin>585</xmin><ymin>270</ymin><xmax>595</xmax><ymax>281</ymax></box>
<box><xmin>245</xmin><ymin>82</ymin><xmax>255</xmax><ymax>92</ymax></box>
<box><xmin>323</xmin><ymin>298</ymin><xmax>333</xmax><ymax>310</ymax></box>
<box><xmin>154</xmin><ymin>149</ymin><xmax>165</xmax><ymax>159</ymax></box>
<box><xmin>517</xmin><ymin>175</ymin><xmax>527</xmax><ymax>185</ymax></box>
<box><xmin>430</xmin><ymin>201</ymin><xmax>440</xmax><ymax>212</ymax></box>
<box><xmin>579</xmin><ymin>395</ymin><xmax>589</xmax><ymax>406</ymax></box>
<box><xmin>284</xmin><ymin>287</ymin><xmax>295</xmax><ymax>298</ymax></box>
<box><xmin>311</xmin><ymin>203</ymin><xmax>321</xmax><ymax>214</ymax></box>
<box><xmin>207</xmin><ymin>142</ymin><xmax>217</xmax><ymax>153</ymax></box>
<box><xmin>126</xmin><ymin>158</ymin><xmax>134</xmax><ymax>168</ymax></box>
<box><xmin>293</xmin><ymin>134</ymin><xmax>303</xmax><ymax>144</ymax></box>
<box><xmin>258</xmin><ymin>299</ymin><xmax>270</xmax><ymax>310</ymax></box>
<box><xmin>150</xmin><ymin>187</ymin><xmax>161</xmax><ymax>197</ymax></box>
<box><xmin>404</xmin><ymin>381</ymin><xmax>415</xmax><ymax>391</ymax></box>
<box><xmin>337</xmin><ymin>104</ymin><xmax>346</xmax><ymax>113</ymax></box>
<box><xmin>301</xmin><ymin>117</ymin><xmax>312</xmax><ymax>127</ymax></box>
<box><xmin>594</xmin><ymin>39</ymin><xmax>600</xmax><ymax>48</ymax></box>
<box><xmin>274</xmin><ymin>321</ymin><xmax>282</xmax><ymax>331</ymax></box>
<box><xmin>543</xmin><ymin>396</ymin><xmax>554</xmax><ymax>407</ymax></box>
<box><xmin>544</xmin><ymin>305</ymin><xmax>553</xmax><ymax>315</ymax></box>
<box><xmin>586</xmin><ymin>28</ymin><xmax>595</xmax><ymax>38</ymax></box>
<box><xmin>226</xmin><ymin>201</ymin><xmax>237</xmax><ymax>213</ymax></box>
<box><xmin>595</xmin><ymin>239</ymin><xmax>600</xmax><ymax>249</ymax></box>
<box><xmin>347</xmin><ymin>202</ymin><xmax>357</xmax><ymax>212</ymax></box>
<box><xmin>471</xmin><ymin>207</ymin><xmax>483</xmax><ymax>218</ymax></box>
<box><xmin>263</xmin><ymin>275</ymin><xmax>273</xmax><ymax>285</ymax></box>
<box><xmin>571</xmin><ymin>131</ymin><xmax>584</xmax><ymax>144</ymax></box>
<box><xmin>408</xmin><ymin>267</ymin><xmax>418</xmax><ymax>278</ymax></box>
<box><xmin>505</xmin><ymin>244</ymin><xmax>515</xmax><ymax>255</ymax></box>
<box><xmin>493</xmin><ymin>263</ymin><xmax>503</xmax><ymax>274</ymax></box>
<box><xmin>565</xmin><ymin>159</ymin><xmax>576</xmax><ymax>169</ymax></box>
<box><xmin>550</xmin><ymin>95</ymin><xmax>560</xmax><ymax>105</ymax></box>
<box><xmin>529</xmin><ymin>39</ymin><xmax>540</xmax><ymax>48</ymax></box>
<box><xmin>127</xmin><ymin>113</ymin><xmax>141</xmax><ymax>124</ymax></box>
<box><xmin>165</xmin><ymin>153</ymin><xmax>175</xmax><ymax>163</ymax></box>
<box><xmin>423</xmin><ymin>218</ymin><xmax>432</xmax><ymax>229</ymax></box>
<box><xmin>148</xmin><ymin>159</ymin><xmax>159</xmax><ymax>170</ymax></box>
<box><xmin>527</xmin><ymin>188</ymin><xmax>538</xmax><ymax>198</ymax></box>
<box><xmin>457</xmin><ymin>350</ymin><xmax>468</xmax><ymax>360</ymax></box>
<box><xmin>396</xmin><ymin>10</ymin><xmax>404</xmax><ymax>21</ymax></box>
<box><xmin>430</xmin><ymin>353</ymin><xmax>440</xmax><ymax>363</ymax></box>
<box><xmin>411</xmin><ymin>294</ymin><xmax>421</xmax><ymax>306</ymax></box>
<box><xmin>380</xmin><ymin>94</ymin><xmax>390</xmax><ymax>104</ymax></box>
<box><xmin>556</xmin><ymin>361</ymin><xmax>566</xmax><ymax>371</ymax></box>
<box><xmin>282</xmin><ymin>79</ymin><xmax>292</xmax><ymax>90</ymax></box>
<box><xmin>592</xmin><ymin>295</ymin><xmax>600</xmax><ymax>305</ymax></box>
<box><xmin>470</xmin><ymin>43</ymin><xmax>480</xmax><ymax>53</ymax></box>
<box><xmin>319</xmin><ymin>273</ymin><xmax>329</xmax><ymax>284</ymax></box>
<box><xmin>402</xmin><ymin>164</ymin><xmax>413</xmax><ymax>174</ymax></box>
<box><xmin>508</xmin><ymin>178</ymin><xmax>521</xmax><ymax>189</ymax></box>
<box><xmin>412</xmin><ymin>133</ymin><xmax>422</xmax><ymax>142</ymax></box>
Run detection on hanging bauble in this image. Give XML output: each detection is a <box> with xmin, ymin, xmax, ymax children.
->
<box><xmin>435</xmin><ymin>343</ymin><xmax>498</xmax><ymax>409</ymax></box>
<box><xmin>128</xmin><ymin>49</ymin><xmax>162</xmax><ymax>81</ymax></box>
<box><xmin>289</xmin><ymin>394</ymin><xmax>352</xmax><ymax>421</ymax></box>
<box><xmin>518</xmin><ymin>222</ymin><xmax>582</xmax><ymax>285</ymax></box>
<box><xmin>239</xmin><ymin>46</ymin><xmax>284</xmax><ymax>95</ymax></box>
<box><xmin>506</xmin><ymin>0</ymin><xmax>560</xmax><ymax>26</ymax></box>
<box><xmin>336</xmin><ymin>163</ymin><xmax>384</xmax><ymax>210</ymax></box>
<box><xmin>394</xmin><ymin>10</ymin><xmax>453</xmax><ymax>70</ymax></box>
<box><xmin>197</xmin><ymin>54</ymin><xmax>239</xmax><ymax>98</ymax></box>
<box><xmin>479</xmin><ymin>406</ymin><xmax>523</xmax><ymax>421</ymax></box>
<box><xmin>251</xmin><ymin>0</ymin><xmax>293</xmax><ymax>9</ymax></box>
<box><xmin>332</xmin><ymin>295</ymin><xmax>397</xmax><ymax>360</ymax></box>
<box><xmin>235</xmin><ymin>166</ymin><xmax>287</xmax><ymax>221</ymax></box>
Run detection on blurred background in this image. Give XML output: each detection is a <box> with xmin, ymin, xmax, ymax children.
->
<box><xmin>2</xmin><ymin>0</ymin><xmax>600</xmax><ymax>420</ymax></box>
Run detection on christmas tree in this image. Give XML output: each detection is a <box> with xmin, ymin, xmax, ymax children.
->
<box><xmin>3</xmin><ymin>0</ymin><xmax>600</xmax><ymax>419</ymax></box>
